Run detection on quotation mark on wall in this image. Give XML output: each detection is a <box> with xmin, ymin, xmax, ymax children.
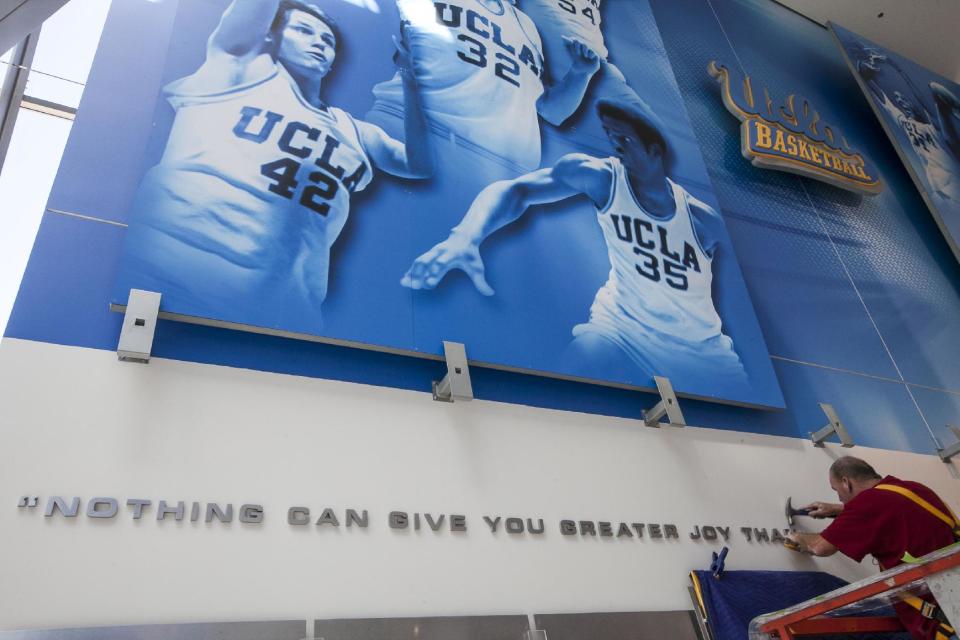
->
<box><xmin>17</xmin><ymin>496</ymin><xmax>39</xmax><ymax>509</ymax></box>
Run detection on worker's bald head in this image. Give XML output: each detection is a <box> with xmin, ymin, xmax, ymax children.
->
<box><xmin>829</xmin><ymin>457</ymin><xmax>881</xmax><ymax>482</ymax></box>
<box><xmin>829</xmin><ymin>457</ymin><xmax>882</xmax><ymax>503</ymax></box>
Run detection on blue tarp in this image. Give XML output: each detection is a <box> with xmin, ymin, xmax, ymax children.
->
<box><xmin>691</xmin><ymin>570</ymin><xmax>911</xmax><ymax>640</ymax></box>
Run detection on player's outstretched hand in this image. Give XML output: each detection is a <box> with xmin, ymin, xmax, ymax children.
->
<box><xmin>401</xmin><ymin>235</ymin><xmax>494</xmax><ymax>296</ymax></box>
<box><xmin>562</xmin><ymin>36</ymin><xmax>601</xmax><ymax>76</ymax></box>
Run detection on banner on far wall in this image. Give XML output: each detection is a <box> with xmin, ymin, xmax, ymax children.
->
<box><xmin>105</xmin><ymin>0</ymin><xmax>784</xmax><ymax>408</ymax></box>
<box><xmin>831</xmin><ymin>22</ymin><xmax>960</xmax><ymax>263</ymax></box>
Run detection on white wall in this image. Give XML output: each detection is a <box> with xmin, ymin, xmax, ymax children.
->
<box><xmin>1</xmin><ymin>338</ymin><xmax>958</xmax><ymax>630</ymax></box>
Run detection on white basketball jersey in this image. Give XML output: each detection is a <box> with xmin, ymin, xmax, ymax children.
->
<box><xmin>594</xmin><ymin>158</ymin><xmax>723</xmax><ymax>344</ymax></box>
<box><xmin>373</xmin><ymin>0</ymin><xmax>546</xmax><ymax>170</ymax></box>
<box><xmin>136</xmin><ymin>66</ymin><xmax>373</xmax><ymax>304</ymax></box>
<box><xmin>881</xmin><ymin>94</ymin><xmax>960</xmax><ymax>202</ymax></box>
<box><xmin>520</xmin><ymin>0</ymin><xmax>607</xmax><ymax>80</ymax></box>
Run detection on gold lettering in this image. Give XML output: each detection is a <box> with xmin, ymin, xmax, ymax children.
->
<box><xmin>772</xmin><ymin>128</ymin><xmax>788</xmax><ymax>153</ymax></box>
<box><xmin>797</xmin><ymin>139</ymin><xmax>810</xmax><ymax>160</ymax></box>
<box><xmin>809</xmin><ymin>146</ymin><xmax>821</xmax><ymax>164</ymax></box>
<box><xmin>754</xmin><ymin>121</ymin><xmax>773</xmax><ymax>149</ymax></box>
<box><xmin>786</xmin><ymin>135</ymin><xmax>798</xmax><ymax>156</ymax></box>
<box><xmin>830</xmin><ymin>154</ymin><xmax>842</xmax><ymax>170</ymax></box>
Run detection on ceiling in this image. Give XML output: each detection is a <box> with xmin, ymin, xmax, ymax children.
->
<box><xmin>774</xmin><ymin>0</ymin><xmax>960</xmax><ymax>82</ymax></box>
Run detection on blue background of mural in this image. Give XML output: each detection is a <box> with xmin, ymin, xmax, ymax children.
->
<box><xmin>7</xmin><ymin>0</ymin><xmax>960</xmax><ymax>452</ymax></box>
<box><xmin>831</xmin><ymin>22</ymin><xmax>960</xmax><ymax>263</ymax></box>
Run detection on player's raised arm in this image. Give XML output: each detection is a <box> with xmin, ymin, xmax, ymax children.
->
<box><xmin>931</xmin><ymin>82</ymin><xmax>960</xmax><ymax>158</ymax></box>
<box><xmin>173</xmin><ymin>0</ymin><xmax>279</xmax><ymax>94</ymax></box>
<box><xmin>208</xmin><ymin>0</ymin><xmax>280</xmax><ymax>59</ymax></box>
<box><xmin>537</xmin><ymin>37</ymin><xmax>601</xmax><ymax>126</ymax></box>
<box><xmin>356</xmin><ymin>24</ymin><xmax>433</xmax><ymax>179</ymax></box>
<box><xmin>401</xmin><ymin>154</ymin><xmax>611</xmax><ymax>295</ymax></box>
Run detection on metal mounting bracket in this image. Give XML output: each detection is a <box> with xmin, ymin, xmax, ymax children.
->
<box><xmin>524</xmin><ymin>631</ymin><xmax>548</xmax><ymax>640</ymax></box>
<box><xmin>642</xmin><ymin>376</ymin><xmax>686</xmax><ymax>428</ymax></box>
<box><xmin>117</xmin><ymin>289</ymin><xmax>161</xmax><ymax>364</ymax></box>
<box><xmin>810</xmin><ymin>403</ymin><xmax>854</xmax><ymax>448</ymax></box>
<box><xmin>936</xmin><ymin>425</ymin><xmax>960</xmax><ymax>464</ymax></box>
<box><xmin>432</xmin><ymin>341</ymin><xmax>473</xmax><ymax>403</ymax></box>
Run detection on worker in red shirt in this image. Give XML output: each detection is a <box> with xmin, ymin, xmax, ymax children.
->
<box><xmin>787</xmin><ymin>456</ymin><xmax>959</xmax><ymax>640</ymax></box>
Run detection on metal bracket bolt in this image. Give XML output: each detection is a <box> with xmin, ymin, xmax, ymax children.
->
<box><xmin>810</xmin><ymin>403</ymin><xmax>854</xmax><ymax>448</ymax></box>
<box><xmin>937</xmin><ymin>425</ymin><xmax>960</xmax><ymax>464</ymax></box>
<box><xmin>432</xmin><ymin>341</ymin><xmax>473</xmax><ymax>403</ymax></box>
<box><xmin>117</xmin><ymin>289</ymin><xmax>161</xmax><ymax>364</ymax></box>
<box><xmin>643</xmin><ymin>376</ymin><xmax>686</xmax><ymax>428</ymax></box>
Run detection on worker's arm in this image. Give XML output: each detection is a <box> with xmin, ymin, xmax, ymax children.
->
<box><xmin>786</xmin><ymin>531</ymin><xmax>838</xmax><ymax>557</ymax></box>
<box><xmin>802</xmin><ymin>501</ymin><xmax>844</xmax><ymax>518</ymax></box>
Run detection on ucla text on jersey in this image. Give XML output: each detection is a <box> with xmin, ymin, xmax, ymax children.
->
<box><xmin>433</xmin><ymin>1</ymin><xmax>543</xmax><ymax>85</ymax></box>
<box><xmin>608</xmin><ymin>214</ymin><xmax>702</xmax><ymax>291</ymax></box>
<box><xmin>233</xmin><ymin>106</ymin><xmax>369</xmax><ymax>216</ymax></box>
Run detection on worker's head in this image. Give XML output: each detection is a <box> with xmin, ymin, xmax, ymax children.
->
<box><xmin>829</xmin><ymin>456</ymin><xmax>881</xmax><ymax>503</ymax></box>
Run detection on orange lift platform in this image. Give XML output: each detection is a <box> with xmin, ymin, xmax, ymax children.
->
<box><xmin>748</xmin><ymin>544</ymin><xmax>960</xmax><ymax>639</ymax></box>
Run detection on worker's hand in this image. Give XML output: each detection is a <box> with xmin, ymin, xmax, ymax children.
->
<box><xmin>784</xmin><ymin>531</ymin><xmax>804</xmax><ymax>553</ymax></box>
<box><xmin>802</xmin><ymin>501</ymin><xmax>843</xmax><ymax>519</ymax></box>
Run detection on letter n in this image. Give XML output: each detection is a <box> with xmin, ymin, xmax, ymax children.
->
<box><xmin>45</xmin><ymin>496</ymin><xmax>80</xmax><ymax>517</ymax></box>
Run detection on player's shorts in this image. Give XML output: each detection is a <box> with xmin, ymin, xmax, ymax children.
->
<box><xmin>572</xmin><ymin>284</ymin><xmax>751</xmax><ymax>396</ymax></box>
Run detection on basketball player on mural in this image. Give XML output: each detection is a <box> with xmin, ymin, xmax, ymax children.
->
<box><xmin>401</xmin><ymin>96</ymin><xmax>750</xmax><ymax>391</ymax></box>
<box><xmin>118</xmin><ymin>0</ymin><xmax>432</xmax><ymax>329</ymax></box>
<box><xmin>368</xmin><ymin>0</ymin><xmax>602</xmax><ymax>173</ymax></box>
<box><xmin>854</xmin><ymin>44</ymin><xmax>960</xmax><ymax>203</ymax></box>
<box><xmin>518</xmin><ymin>0</ymin><xmax>643</xmax><ymax>125</ymax></box>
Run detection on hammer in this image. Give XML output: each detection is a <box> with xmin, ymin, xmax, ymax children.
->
<box><xmin>785</xmin><ymin>497</ymin><xmax>814</xmax><ymax>526</ymax></box>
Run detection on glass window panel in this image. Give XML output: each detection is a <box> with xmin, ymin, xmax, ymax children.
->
<box><xmin>24</xmin><ymin>71</ymin><xmax>84</xmax><ymax>108</ymax></box>
<box><xmin>0</xmin><ymin>109</ymin><xmax>73</xmax><ymax>337</ymax></box>
<box><xmin>25</xmin><ymin>0</ymin><xmax>112</xmax><ymax>107</ymax></box>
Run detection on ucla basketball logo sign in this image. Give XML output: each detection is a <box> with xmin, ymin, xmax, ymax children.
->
<box><xmin>708</xmin><ymin>61</ymin><xmax>882</xmax><ymax>194</ymax></box>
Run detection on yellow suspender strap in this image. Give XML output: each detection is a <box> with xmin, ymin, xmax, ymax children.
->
<box><xmin>903</xmin><ymin>595</ymin><xmax>956</xmax><ymax>637</ymax></box>
<box><xmin>875</xmin><ymin>484</ymin><xmax>960</xmax><ymax>535</ymax></box>
<box><xmin>903</xmin><ymin>594</ymin><xmax>939</xmax><ymax>619</ymax></box>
